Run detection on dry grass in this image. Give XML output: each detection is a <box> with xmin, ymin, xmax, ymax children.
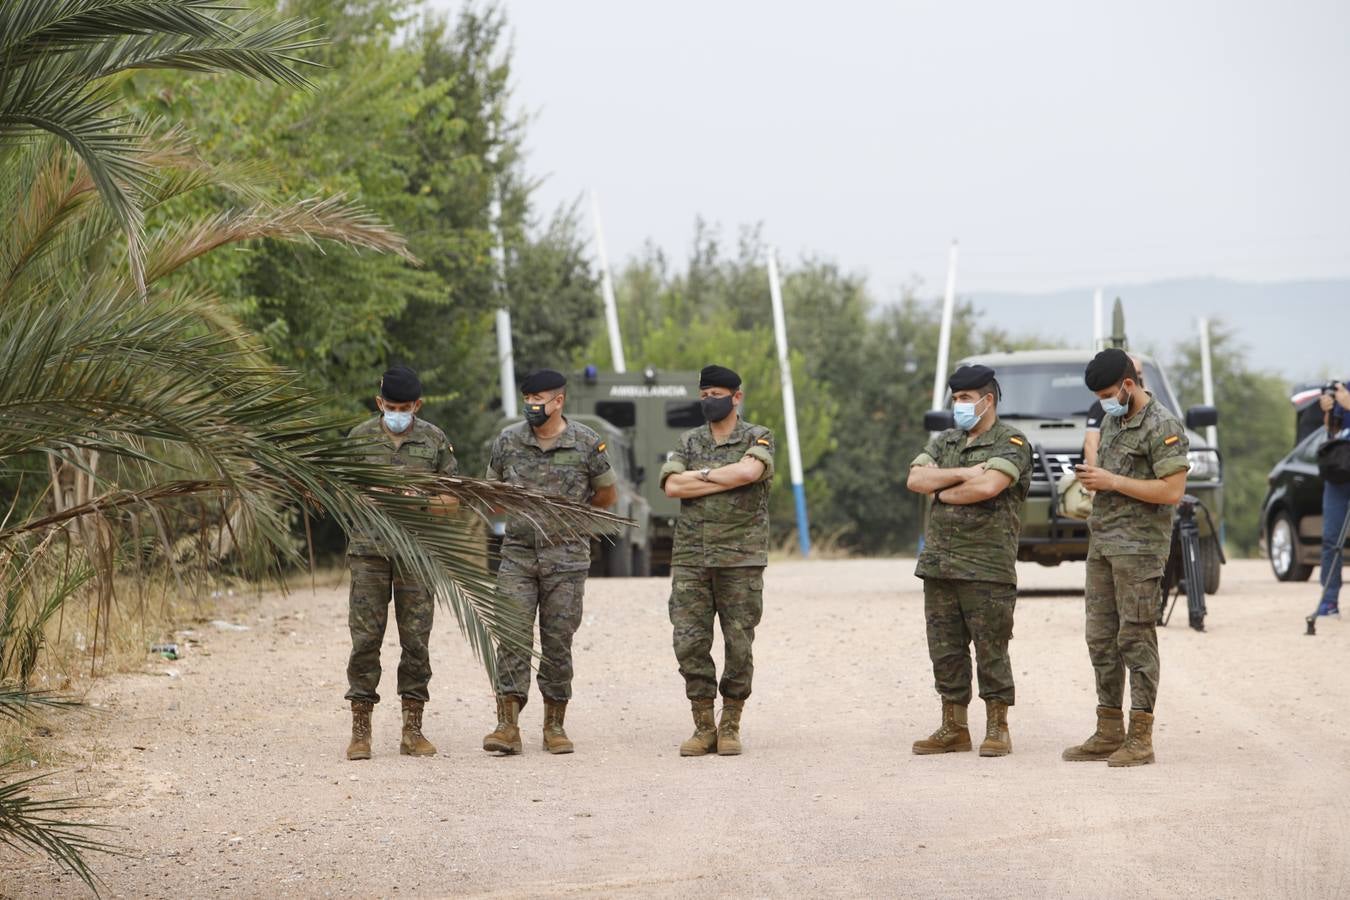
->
<box><xmin>0</xmin><ymin>565</ymin><xmax>347</xmax><ymax>761</ymax></box>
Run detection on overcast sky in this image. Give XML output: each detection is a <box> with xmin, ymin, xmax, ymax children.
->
<box><xmin>428</xmin><ymin>0</ymin><xmax>1349</xmax><ymax>302</ymax></box>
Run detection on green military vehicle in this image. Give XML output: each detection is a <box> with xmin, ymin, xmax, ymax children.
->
<box><xmin>924</xmin><ymin>349</ymin><xmax>1225</xmax><ymax>592</ymax></box>
<box><xmin>564</xmin><ymin>366</ymin><xmax>703</xmax><ymax>575</ymax></box>
<box><xmin>484</xmin><ymin>413</ymin><xmax>652</xmax><ymax>577</ymax></box>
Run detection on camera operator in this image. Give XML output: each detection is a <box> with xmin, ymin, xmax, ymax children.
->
<box><xmin>1315</xmin><ymin>380</ymin><xmax>1350</xmax><ymax>617</ymax></box>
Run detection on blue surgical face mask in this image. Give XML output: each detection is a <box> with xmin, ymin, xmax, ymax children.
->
<box><xmin>952</xmin><ymin>396</ymin><xmax>988</xmax><ymax>431</ymax></box>
<box><xmin>382</xmin><ymin>409</ymin><xmax>414</xmax><ymax>433</ymax></box>
<box><xmin>1101</xmin><ymin>387</ymin><xmax>1130</xmax><ymax>418</ymax></box>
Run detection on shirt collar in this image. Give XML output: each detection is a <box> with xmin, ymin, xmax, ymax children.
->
<box><xmin>707</xmin><ymin>417</ymin><xmax>749</xmax><ymax>447</ymax></box>
<box><xmin>523</xmin><ymin>417</ymin><xmax>578</xmax><ymax>449</ymax></box>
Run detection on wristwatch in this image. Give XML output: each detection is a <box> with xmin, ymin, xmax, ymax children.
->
<box><xmin>698</xmin><ymin>468</ymin><xmax>712</xmax><ymax>482</ymax></box>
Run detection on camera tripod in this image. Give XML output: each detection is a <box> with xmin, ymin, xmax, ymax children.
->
<box><xmin>1157</xmin><ymin>495</ymin><xmax>1220</xmax><ymax>632</ymax></box>
<box><xmin>1305</xmin><ymin>498</ymin><xmax>1350</xmax><ymax>636</ymax></box>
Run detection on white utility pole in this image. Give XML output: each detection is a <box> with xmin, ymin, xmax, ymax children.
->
<box><xmin>1198</xmin><ymin>317</ymin><xmax>1218</xmax><ymax>449</ymax></box>
<box><xmin>496</xmin><ymin>309</ymin><xmax>517</xmax><ymax>417</ymax></box>
<box><xmin>490</xmin><ymin>176</ymin><xmax>516</xmax><ymax>417</ymax></box>
<box><xmin>1092</xmin><ymin>288</ymin><xmax>1104</xmax><ymax>350</ymax></box>
<box><xmin>930</xmin><ymin>240</ymin><xmax>959</xmax><ymax>412</ymax></box>
<box><xmin>590</xmin><ymin>191</ymin><xmax>627</xmax><ymax>373</ymax></box>
<box><xmin>767</xmin><ymin>247</ymin><xmax>810</xmax><ymax>557</ymax></box>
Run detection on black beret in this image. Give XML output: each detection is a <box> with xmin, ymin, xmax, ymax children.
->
<box><xmin>379</xmin><ymin>365</ymin><xmax>422</xmax><ymax>402</ymax></box>
<box><xmin>948</xmin><ymin>364</ymin><xmax>996</xmax><ymax>392</ymax></box>
<box><xmin>520</xmin><ymin>369</ymin><xmax>567</xmax><ymax>394</ymax></box>
<box><xmin>1084</xmin><ymin>349</ymin><xmax>1131</xmax><ymax>391</ymax></box>
<box><xmin>699</xmin><ymin>364</ymin><xmax>741</xmax><ymax>391</ymax></box>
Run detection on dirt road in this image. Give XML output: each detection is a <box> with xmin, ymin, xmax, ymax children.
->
<box><xmin>6</xmin><ymin>559</ymin><xmax>1349</xmax><ymax>898</ymax></box>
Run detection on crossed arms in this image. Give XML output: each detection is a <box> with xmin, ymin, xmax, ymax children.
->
<box><xmin>906</xmin><ymin>462</ymin><xmax>1013</xmax><ymax>504</ymax></box>
<box><xmin>663</xmin><ymin>456</ymin><xmax>767</xmax><ymax>499</ymax></box>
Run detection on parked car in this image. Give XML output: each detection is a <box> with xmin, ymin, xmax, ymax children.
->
<box><xmin>1259</xmin><ymin>428</ymin><xmax>1348</xmax><ymax>581</ymax></box>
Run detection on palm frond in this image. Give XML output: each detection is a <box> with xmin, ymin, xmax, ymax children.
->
<box><xmin>0</xmin><ymin>759</ymin><xmax>123</xmax><ymax>894</ymax></box>
<box><xmin>0</xmin><ymin>0</ymin><xmax>325</xmax><ymax>293</ymax></box>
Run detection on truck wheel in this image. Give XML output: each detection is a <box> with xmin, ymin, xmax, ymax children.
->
<box><xmin>1201</xmin><ymin>535</ymin><xmax>1222</xmax><ymax>595</ymax></box>
<box><xmin>1268</xmin><ymin>511</ymin><xmax>1312</xmax><ymax>582</ymax></box>
<box><xmin>605</xmin><ymin>540</ymin><xmax>633</xmax><ymax>577</ymax></box>
<box><xmin>632</xmin><ymin>542</ymin><xmax>652</xmax><ymax>577</ymax></box>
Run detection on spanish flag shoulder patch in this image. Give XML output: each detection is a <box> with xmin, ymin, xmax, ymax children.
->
<box><xmin>756</xmin><ymin>438</ymin><xmax>771</xmax><ymax>446</ymax></box>
<box><xmin>1009</xmin><ymin>436</ymin><xmax>1025</xmax><ymax>446</ymax></box>
<box><xmin>1163</xmin><ymin>435</ymin><xmax>1180</xmax><ymax>446</ymax></box>
<box><xmin>596</xmin><ymin>441</ymin><xmax>607</xmax><ymax>453</ymax></box>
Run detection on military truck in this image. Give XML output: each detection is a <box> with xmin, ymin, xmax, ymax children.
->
<box><xmin>564</xmin><ymin>366</ymin><xmax>703</xmax><ymax>575</ymax></box>
<box><xmin>924</xmin><ymin>349</ymin><xmax>1225</xmax><ymax>592</ymax></box>
<box><xmin>484</xmin><ymin>413</ymin><xmax>652</xmax><ymax>577</ymax></box>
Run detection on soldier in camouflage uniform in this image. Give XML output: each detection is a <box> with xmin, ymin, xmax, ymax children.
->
<box><xmin>481</xmin><ymin>369</ymin><xmax>617</xmax><ymax>755</ymax></box>
<box><xmin>1064</xmin><ymin>348</ymin><xmax>1190</xmax><ymax>767</ymax></box>
<box><xmin>659</xmin><ymin>365</ymin><xmax>775</xmax><ymax>757</ymax></box>
<box><xmin>344</xmin><ymin>365</ymin><xmax>457</xmax><ymax>761</ymax></box>
<box><xmin>906</xmin><ymin>365</ymin><xmax>1032</xmax><ymax>757</ymax></box>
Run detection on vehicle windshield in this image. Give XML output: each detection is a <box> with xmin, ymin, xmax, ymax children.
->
<box><xmin>990</xmin><ymin>362</ymin><xmax>1179</xmax><ymax>420</ymax></box>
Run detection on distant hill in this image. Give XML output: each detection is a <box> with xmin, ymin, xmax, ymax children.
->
<box><xmin>965</xmin><ymin>277</ymin><xmax>1347</xmax><ymax>384</ymax></box>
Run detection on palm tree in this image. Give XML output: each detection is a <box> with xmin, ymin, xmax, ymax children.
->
<box><xmin>0</xmin><ymin>3</ymin><xmax>623</xmax><ymax>889</ymax></box>
<box><xmin>0</xmin><ymin>0</ymin><xmax>322</xmax><ymax>291</ymax></box>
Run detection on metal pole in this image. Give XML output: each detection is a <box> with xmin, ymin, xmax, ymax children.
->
<box><xmin>1198</xmin><ymin>317</ymin><xmax>1217</xmax><ymax>449</ymax></box>
<box><xmin>490</xmin><ymin>178</ymin><xmax>517</xmax><ymax>417</ymax></box>
<box><xmin>496</xmin><ymin>309</ymin><xmax>517</xmax><ymax>418</ymax></box>
<box><xmin>591</xmin><ymin>191</ymin><xmax>627</xmax><ymax>374</ymax></box>
<box><xmin>1092</xmin><ymin>288</ymin><xmax>1104</xmax><ymax>350</ymax></box>
<box><xmin>767</xmin><ymin>247</ymin><xmax>810</xmax><ymax>558</ymax></box>
<box><xmin>930</xmin><ymin>240</ymin><xmax>959</xmax><ymax>411</ymax></box>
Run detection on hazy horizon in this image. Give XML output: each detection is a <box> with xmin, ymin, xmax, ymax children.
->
<box><xmin>424</xmin><ymin>0</ymin><xmax>1348</xmax><ymax>299</ymax></box>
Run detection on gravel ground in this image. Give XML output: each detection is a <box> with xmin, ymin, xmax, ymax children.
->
<box><xmin>5</xmin><ymin>558</ymin><xmax>1350</xmax><ymax>898</ymax></box>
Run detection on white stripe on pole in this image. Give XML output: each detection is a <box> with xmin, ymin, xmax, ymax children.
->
<box><xmin>496</xmin><ymin>309</ymin><xmax>517</xmax><ymax>418</ymax></box>
<box><xmin>930</xmin><ymin>240</ymin><xmax>959</xmax><ymax>412</ymax></box>
<box><xmin>767</xmin><ymin>247</ymin><xmax>810</xmax><ymax>557</ymax></box>
<box><xmin>590</xmin><ymin>191</ymin><xmax>626</xmax><ymax>374</ymax></box>
<box><xmin>490</xmin><ymin>176</ymin><xmax>516</xmax><ymax>417</ymax></box>
<box><xmin>1092</xmin><ymin>288</ymin><xmax>1104</xmax><ymax>350</ymax></box>
<box><xmin>1198</xmin><ymin>317</ymin><xmax>1217</xmax><ymax>450</ymax></box>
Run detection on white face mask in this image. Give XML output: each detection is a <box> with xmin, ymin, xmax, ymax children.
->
<box><xmin>382</xmin><ymin>409</ymin><xmax>413</xmax><ymax>433</ymax></box>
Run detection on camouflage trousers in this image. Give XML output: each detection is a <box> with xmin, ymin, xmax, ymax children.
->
<box><xmin>492</xmin><ymin>555</ymin><xmax>586</xmax><ymax>708</ymax></box>
<box><xmin>669</xmin><ymin>565</ymin><xmax>764</xmax><ymax>702</ymax></box>
<box><xmin>1084</xmin><ymin>552</ymin><xmax>1163</xmax><ymax>712</ymax></box>
<box><xmin>923</xmin><ymin>577</ymin><xmax>1017</xmax><ymax>706</ymax></box>
<box><xmin>345</xmin><ymin>555</ymin><xmax>434</xmax><ymax>704</ymax></box>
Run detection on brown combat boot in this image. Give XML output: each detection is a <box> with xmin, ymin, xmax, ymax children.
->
<box><xmin>399</xmin><ymin>698</ymin><xmax>436</xmax><ymax>757</ymax></box>
<box><xmin>1061</xmin><ymin>706</ymin><xmax>1126</xmax><ymax>761</ymax></box>
<box><xmin>482</xmin><ymin>695</ymin><xmax>522</xmax><ymax>755</ymax></box>
<box><xmin>542</xmin><ymin>698</ymin><xmax>574</xmax><ymax>754</ymax></box>
<box><xmin>716</xmin><ymin>698</ymin><xmax>745</xmax><ymax>756</ymax></box>
<box><xmin>346</xmin><ymin>701</ymin><xmax>372</xmax><ymax>760</ymax></box>
<box><xmin>912</xmin><ymin>701</ymin><xmax>972</xmax><ymax>755</ymax></box>
<box><xmin>1107</xmin><ymin>710</ymin><xmax>1155</xmax><ymax>767</ymax></box>
<box><xmin>679</xmin><ymin>699</ymin><xmax>718</xmax><ymax>757</ymax></box>
<box><xmin>979</xmin><ymin>699</ymin><xmax>1012</xmax><ymax>757</ymax></box>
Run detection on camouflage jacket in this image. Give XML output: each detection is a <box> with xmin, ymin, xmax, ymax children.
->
<box><xmin>660</xmin><ymin>418</ymin><xmax>776</xmax><ymax>568</ymax></box>
<box><xmin>912</xmin><ymin>419</ymin><xmax>1033</xmax><ymax>586</ymax></box>
<box><xmin>346</xmin><ymin>415</ymin><xmax>457</xmax><ymax>558</ymax></box>
<box><xmin>1089</xmin><ymin>394</ymin><xmax>1191</xmax><ymax>559</ymax></box>
<box><xmin>486</xmin><ymin>418</ymin><xmax>617</xmax><ymax>571</ymax></box>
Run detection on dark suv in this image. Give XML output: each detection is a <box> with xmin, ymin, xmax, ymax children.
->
<box><xmin>1259</xmin><ymin>429</ymin><xmax>1346</xmax><ymax>581</ymax></box>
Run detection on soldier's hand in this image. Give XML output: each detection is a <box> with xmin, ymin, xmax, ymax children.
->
<box><xmin>1337</xmin><ymin>383</ymin><xmax>1350</xmax><ymax>409</ymax></box>
<box><xmin>1074</xmin><ymin>464</ymin><xmax>1116</xmax><ymax>493</ymax></box>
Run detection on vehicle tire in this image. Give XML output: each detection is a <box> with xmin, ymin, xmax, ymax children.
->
<box><xmin>605</xmin><ymin>540</ymin><xmax>633</xmax><ymax>577</ymax></box>
<box><xmin>1268</xmin><ymin>511</ymin><xmax>1313</xmax><ymax>582</ymax></box>
<box><xmin>632</xmin><ymin>541</ymin><xmax>652</xmax><ymax>578</ymax></box>
<box><xmin>1201</xmin><ymin>535</ymin><xmax>1222</xmax><ymax>595</ymax></box>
